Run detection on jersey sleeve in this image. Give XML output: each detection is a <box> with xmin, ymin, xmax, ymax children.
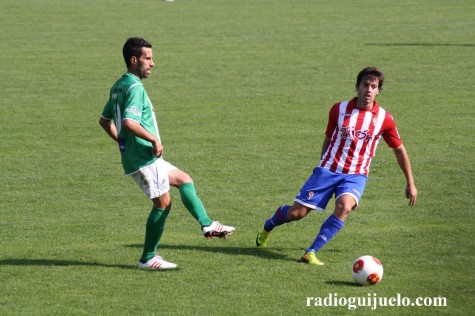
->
<box><xmin>123</xmin><ymin>84</ymin><xmax>144</xmax><ymax>123</ymax></box>
<box><xmin>381</xmin><ymin>112</ymin><xmax>402</xmax><ymax>148</ymax></box>
<box><xmin>324</xmin><ymin>103</ymin><xmax>340</xmax><ymax>138</ymax></box>
<box><xmin>101</xmin><ymin>93</ymin><xmax>114</xmax><ymax>120</ymax></box>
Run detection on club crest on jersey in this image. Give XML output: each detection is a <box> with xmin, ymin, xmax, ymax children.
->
<box><xmin>308</xmin><ymin>191</ymin><xmax>315</xmax><ymax>199</ymax></box>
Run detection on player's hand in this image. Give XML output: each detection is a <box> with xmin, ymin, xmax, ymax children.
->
<box><xmin>152</xmin><ymin>139</ymin><xmax>163</xmax><ymax>158</ymax></box>
<box><xmin>406</xmin><ymin>183</ymin><xmax>417</xmax><ymax>206</ymax></box>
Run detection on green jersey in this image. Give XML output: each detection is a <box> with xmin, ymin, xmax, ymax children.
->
<box><xmin>101</xmin><ymin>73</ymin><xmax>160</xmax><ymax>175</ymax></box>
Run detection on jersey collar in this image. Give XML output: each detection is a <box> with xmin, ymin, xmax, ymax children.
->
<box><xmin>350</xmin><ymin>97</ymin><xmax>380</xmax><ymax>114</ymax></box>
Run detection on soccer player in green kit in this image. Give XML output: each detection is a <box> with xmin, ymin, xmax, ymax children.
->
<box><xmin>99</xmin><ymin>37</ymin><xmax>235</xmax><ymax>269</ymax></box>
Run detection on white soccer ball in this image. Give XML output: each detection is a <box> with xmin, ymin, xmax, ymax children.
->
<box><xmin>352</xmin><ymin>255</ymin><xmax>384</xmax><ymax>286</ymax></box>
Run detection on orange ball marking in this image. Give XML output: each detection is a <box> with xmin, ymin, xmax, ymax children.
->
<box><xmin>367</xmin><ymin>273</ymin><xmax>380</xmax><ymax>285</ymax></box>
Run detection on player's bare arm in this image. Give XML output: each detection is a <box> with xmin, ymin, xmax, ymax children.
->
<box><xmin>320</xmin><ymin>137</ymin><xmax>331</xmax><ymax>159</ymax></box>
<box><xmin>99</xmin><ymin>117</ymin><xmax>118</xmax><ymax>142</ymax></box>
<box><xmin>123</xmin><ymin>118</ymin><xmax>163</xmax><ymax>157</ymax></box>
<box><xmin>392</xmin><ymin>144</ymin><xmax>417</xmax><ymax>206</ymax></box>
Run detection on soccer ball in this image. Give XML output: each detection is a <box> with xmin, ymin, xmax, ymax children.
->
<box><xmin>352</xmin><ymin>255</ymin><xmax>383</xmax><ymax>286</ymax></box>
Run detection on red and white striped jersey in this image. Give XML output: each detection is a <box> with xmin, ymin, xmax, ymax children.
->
<box><xmin>319</xmin><ymin>98</ymin><xmax>402</xmax><ymax>175</ymax></box>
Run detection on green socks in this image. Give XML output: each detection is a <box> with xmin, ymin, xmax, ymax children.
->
<box><xmin>141</xmin><ymin>183</ymin><xmax>212</xmax><ymax>262</ymax></box>
<box><xmin>141</xmin><ymin>207</ymin><xmax>169</xmax><ymax>262</ymax></box>
<box><xmin>179</xmin><ymin>182</ymin><xmax>213</xmax><ymax>227</ymax></box>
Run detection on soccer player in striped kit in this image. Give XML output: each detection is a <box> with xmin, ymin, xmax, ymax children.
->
<box><xmin>256</xmin><ymin>67</ymin><xmax>418</xmax><ymax>265</ymax></box>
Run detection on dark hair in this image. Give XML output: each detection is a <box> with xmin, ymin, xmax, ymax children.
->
<box><xmin>356</xmin><ymin>67</ymin><xmax>384</xmax><ymax>91</ymax></box>
<box><xmin>122</xmin><ymin>37</ymin><xmax>152</xmax><ymax>68</ymax></box>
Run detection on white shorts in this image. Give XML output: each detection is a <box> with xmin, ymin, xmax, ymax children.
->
<box><xmin>130</xmin><ymin>159</ymin><xmax>178</xmax><ymax>199</ymax></box>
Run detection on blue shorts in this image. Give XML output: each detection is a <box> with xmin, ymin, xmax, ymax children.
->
<box><xmin>295</xmin><ymin>167</ymin><xmax>368</xmax><ymax>211</ymax></box>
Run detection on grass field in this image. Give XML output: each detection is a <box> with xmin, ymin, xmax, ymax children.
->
<box><xmin>0</xmin><ymin>0</ymin><xmax>474</xmax><ymax>315</ymax></box>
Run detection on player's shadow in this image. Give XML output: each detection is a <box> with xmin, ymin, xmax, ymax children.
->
<box><xmin>0</xmin><ymin>258</ymin><xmax>138</xmax><ymax>270</ymax></box>
<box><xmin>125</xmin><ymin>243</ymin><xmax>300</xmax><ymax>263</ymax></box>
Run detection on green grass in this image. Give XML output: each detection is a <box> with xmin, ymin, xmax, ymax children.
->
<box><xmin>0</xmin><ymin>0</ymin><xmax>474</xmax><ymax>315</ymax></box>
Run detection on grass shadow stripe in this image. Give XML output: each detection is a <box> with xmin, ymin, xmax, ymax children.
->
<box><xmin>0</xmin><ymin>258</ymin><xmax>135</xmax><ymax>270</ymax></box>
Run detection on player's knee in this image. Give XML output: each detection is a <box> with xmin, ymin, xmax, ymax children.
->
<box><xmin>335</xmin><ymin>195</ymin><xmax>356</xmax><ymax>211</ymax></box>
<box><xmin>153</xmin><ymin>193</ymin><xmax>171</xmax><ymax>210</ymax></box>
<box><xmin>177</xmin><ymin>171</ymin><xmax>193</xmax><ymax>186</ymax></box>
<box><xmin>334</xmin><ymin>199</ymin><xmax>355</xmax><ymax>221</ymax></box>
<box><xmin>183</xmin><ymin>173</ymin><xmax>193</xmax><ymax>184</ymax></box>
<box><xmin>333</xmin><ymin>208</ymin><xmax>351</xmax><ymax>221</ymax></box>
<box><xmin>165</xmin><ymin>201</ymin><xmax>172</xmax><ymax>212</ymax></box>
